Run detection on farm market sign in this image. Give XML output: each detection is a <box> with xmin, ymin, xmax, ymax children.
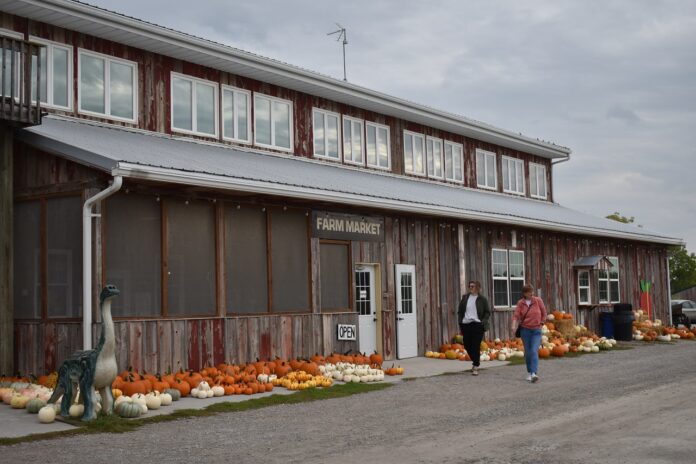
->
<box><xmin>312</xmin><ymin>211</ymin><xmax>385</xmax><ymax>242</ymax></box>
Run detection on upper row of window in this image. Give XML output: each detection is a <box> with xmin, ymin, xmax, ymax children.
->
<box><xmin>12</xmin><ymin>35</ymin><xmax>548</xmax><ymax>197</ymax></box>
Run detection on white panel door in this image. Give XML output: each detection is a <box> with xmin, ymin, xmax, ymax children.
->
<box><xmin>356</xmin><ymin>265</ymin><xmax>376</xmax><ymax>354</ymax></box>
<box><xmin>395</xmin><ymin>264</ymin><xmax>418</xmax><ymax>359</ymax></box>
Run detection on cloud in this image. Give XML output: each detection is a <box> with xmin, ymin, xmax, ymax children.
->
<box><xmin>606</xmin><ymin>105</ymin><xmax>642</xmax><ymax>124</ymax></box>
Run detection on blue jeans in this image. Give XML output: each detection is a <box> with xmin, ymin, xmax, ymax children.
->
<box><xmin>521</xmin><ymin>327</ymin><xmax>542</xmax><ymax>374</ymax></box>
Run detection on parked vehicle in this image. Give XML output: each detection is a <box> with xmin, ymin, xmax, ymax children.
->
<box><xmin>671</xmin><ymin>300</ymin><xmax>696</xmax><ymax>326</ymax></box>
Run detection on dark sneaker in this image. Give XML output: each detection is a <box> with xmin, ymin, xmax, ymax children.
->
<box><xmin>531</xmin><ymin>373</ymin><xmax>539</xmax><ymax>383</ymax></box>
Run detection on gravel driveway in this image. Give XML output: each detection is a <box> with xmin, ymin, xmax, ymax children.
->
<box><xmin>3</xmin><ymin>342</ymin><xmax>695</xmax><ymax>463</ymax></box>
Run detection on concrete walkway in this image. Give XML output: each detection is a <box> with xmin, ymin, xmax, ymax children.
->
<box><xmin>0</xmin><ymin>356</ymin><xmax>508</xmax><ymax>439</ymax></box>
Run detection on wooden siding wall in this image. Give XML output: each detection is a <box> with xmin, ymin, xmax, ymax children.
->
<box><xmin>12</xmin><ymin>213</ymin><xmax>671</xmax><ymax>375</ymax></box>
<box><xmin>0</xmin><ymin>12</ymin><xmax>554</xmax><ymax>202</ymax></box>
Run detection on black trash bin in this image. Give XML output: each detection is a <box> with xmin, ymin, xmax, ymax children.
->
<box><xmin>613</xmin><ymin>303</ymin><xmax>634</xmax><ymax>341</ymax></box>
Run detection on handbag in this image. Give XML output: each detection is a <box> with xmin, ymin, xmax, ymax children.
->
<box><xmin>515</xmin><ymin>304</ymin><xmax>533</xmax><ymax>338</ymax></box>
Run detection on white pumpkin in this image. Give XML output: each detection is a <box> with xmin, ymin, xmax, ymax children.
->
<box><xmin>145</xmin><ymin>393</ymin><xmax>161</xmax><ymax>410</ymax></box>
<box><xmin>191</xmin><ymin>388</ymin><xmax>199</xmax><ymax>397</ymax></box>
<box><xmin>160</xmin><ymin>393</ymin><xmax>173</xmax><ymax>406</ymax></box>
<box><xmin>139</xmin><ymin>403</ymin><xmax>148</xmax><ymax>414</ymax></box>
<box><xmin>38</xmin><ymin>405</ymin><xmax>56</xmax><ymax>424</ymax></box>
<box><xmin>257</xmin><ymin>374</ymin><xmax>269</xmax><ymax>384</ymax></box>
<box><xmin>591</xmin><ymin>346</ymin><xmax>600</xmax><ymax>353</ymax></box>
<box><xmin>206</xmin><ymin>389</ymin><xmax>214</xmax><ymax>398</ymax></box>
<box><xmin>197</xmin><ymin>381</ymin><xmax>211</xmax><ymax>391</ymax></box>
<box><xmin>351</xmin><ymin>376</ymin><xmax>361</xmax><ymax>384</ymax></box>
<box><xmin>212</xmin><ymin>386</ymin><xmax>225</xmax><ymax>397</ymax></box>
<box><xmin>196</xmin><ymin>390</ymin><xmax>208</xmax><ymax>399</ymax></box>
<box><xmin>131</xmin><ymin>393</ymin><xmax>147</xmax><ymax>406</ymax></box>
<box><xmin>498</xmin><ymin>354</ymin><xmax>507</xmax><ymax>361</ymax></box>
<box><xmin>69</xmin><ymin>404</ymin><xmax>84</xmax><ymax>418</ymax></box>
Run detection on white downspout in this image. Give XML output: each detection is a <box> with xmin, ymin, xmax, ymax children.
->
<box><xmin>83</xmin><ymin>176</ymin><xmax>122</xmax><ymax>350</ymax></box>
<box><xmin>666</xmin><ymin>254</ymin><xmax>673</xmax><ymax>325</ymax></box>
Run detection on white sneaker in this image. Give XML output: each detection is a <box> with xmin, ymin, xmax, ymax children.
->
<box><xmin>526</xmin><ymin>374</ymin><xmax>532</xmax><ymax>382</ymax></box>
<box><xmin>531</xmin><ymin>373</ymin><xmax>539</xmax><ymax>383</ymax></box>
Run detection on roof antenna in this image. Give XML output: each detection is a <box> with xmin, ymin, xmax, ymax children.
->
<box><xmin>327</xmin><ymin>23</ymin><xmax>348</xmax><ymax>81</ymax></box>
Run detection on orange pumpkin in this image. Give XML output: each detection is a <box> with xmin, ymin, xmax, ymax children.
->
<box><xmin>551</xmin><ymin>346</ymin><xmax>565</xmax><ymax>357</ymax></box>
<box><xmin>538</xmin><ymin>348</ymin><xmax>551</xmax><ymax>359</ymax></box>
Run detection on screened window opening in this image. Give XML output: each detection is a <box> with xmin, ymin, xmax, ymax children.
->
<box><xmin>476</xmin><ymin>149</ymin><xmax>497</xmax><ymax>190</ymax></box>
<box><xmin>13</xmin><ymin>201</ymin><xmax>41</xmax><ymax>319</ymax></box>
<box><xmin>171</xmin><ymin>73</ymin><xmax>218</xmax><ymax>136</ymax></box>
<box><xmin>270</xmin><ymin>209</ymin><xmax>309</xmax><ymax>312</ymax></box>
<box><xmin>444</xmin><ymin>141</ymin><xmax>464</xmax><ymax>182</ymax></box>
<box><xmin>167</xmin><ymin>200</ymin><xmax>217</xmax><ymax>316</ymax></box>
<box><xmin>225</xmin><ymin>206</ymin><xmax>268</xmax><ymax>314</ymax></box>
<box><xmin>366</xmin><ymin>122</ymin><xmax>390</xmax><ymax>169</ymax></box>
<box><xmin>222</xmin><ymin>85</ymin><xmax>251</xmax><ymax>143</ymax></box>
<box><xmin>343</xmin><ymin>116</ymin><xmax>364</xmax><ymax>165</ymax></box>
<box><xmin>502</xmin><ymin>156</ymin><xmax>525</xmax><ymax>195</ymax></box>
<box><xmin>403</xmin><ymin>130</ymin><xmax>425</xmax><ymax>175</ymax></box>
<box><xmin>426</xmin><ymin>136</ymin><xmax>444</xmax><ymax>179</ymax></box>
<box><xmin>254</xmin><ymin>93</ymin><xmax>293</xmax><ymax>151</ymax></box>
<box><xmin>530</xmin><ymin>163</ymin><xmax>548</xmax><ymax>199</ymax></box>
<box><xmin>46</xmin><ymin>197</ymin><xmax>82</xmax><ymax>318</ymax></box>
<box><xmin>105</xmin><ymin>193</ymin><xmax>161</xmax><ymax>317</ymax></box>
<box><xmin>320</xmin><ymin>242</ymin><xmax>350</xmax><ymax>311</ymax></box>
<box><xmin>79</xmin><ymin>50</ymin><xmax>136</xmax><ymax>122</ymax></box>
<box><xmin>31</xmin><ymin>38</ymin><xmax>72</xmax><ymax>109</ymax></box>
<box><xmin>313</xmin><ymin>108</ymin><xmax>340</xmax><ymax>160</ymax></box>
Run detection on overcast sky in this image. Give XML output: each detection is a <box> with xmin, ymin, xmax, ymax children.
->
<box><xmin>91</xmin><ymin>0</ymin><xmax>696</xmax><ymax>251</ymax></box>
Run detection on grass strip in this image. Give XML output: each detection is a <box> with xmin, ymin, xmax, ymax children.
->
<box><xmin>0</xmin><ymin>382</ymin><xmax>391</xmax><ymax>446</ymax></box>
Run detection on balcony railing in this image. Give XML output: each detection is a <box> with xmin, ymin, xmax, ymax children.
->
<box><xmin>1</xmin><ymin>37</ymin><xmax>43</xmax><ymax>127</ymax></box>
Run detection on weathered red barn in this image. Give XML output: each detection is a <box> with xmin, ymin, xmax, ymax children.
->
<box><xmin>0</xmin><ymin>0</ymin><xmax>682</xmax><ymax>375</ymax></box>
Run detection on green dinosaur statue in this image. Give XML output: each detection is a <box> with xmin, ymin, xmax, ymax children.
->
<box><xmin>48</xmin><ymin>285</ymin><xmax>120</xmax><ymax>421</ymax></box>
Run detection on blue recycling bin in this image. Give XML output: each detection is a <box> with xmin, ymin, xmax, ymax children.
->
<box><xmin>600</xmin><ymin>311</ymin><xmax>615</xmax><ymax>339</ymax></box>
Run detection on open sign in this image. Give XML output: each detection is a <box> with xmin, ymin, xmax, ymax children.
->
<box><xmin>337</xmin><ymin>324</ymin><xmax>357</xmax><ymax>341</ymax></box>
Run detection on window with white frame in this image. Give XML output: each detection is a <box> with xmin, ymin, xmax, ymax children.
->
<box><xmin>366</xmin><ymin>122</ymin><xmax>390</xmax><ymax>169</ymax></box>
<box><xmin>599</xmin><ymin>257</ymin><xmax>620</xmax><ymax>303</ymax></box>
<box><xmin>312</xmin><ymin>108</ymin><xmax>340</xmax><ymax>160</ymax></box>
<box><xmin>222</xmin><ymin>85</ymin><xmax>250</xmax><ymax>143</ymax></box>
<box><xmin>1</xmin><ymin>29</ymin><xmax>23</xmax><ymax>99</ymax></box>
<box><xmin>578</xmin><ymin>270</ymin><xmax>591</xmax><ymax>304</ymax></box>
<box><xmin>426</xmin><ymin>136</ymin><xmax>444</xmax><ymax>179</ymax></box>
<box><xmin>343</xmin><ymin>116</ymin><xmax>364</xmax><ymax>165</ymax></box>
<box><xmin>79</xmin><ymin>50</ymin><xmax>137</xmax><ymax>122</ymax></box>
<box><xmin>171</xmin><ymin>73</ymin><xmax>218</xmax><ymax>137</ymax></box>
<box><xmin>502</xmin><ymin>156</ymin><xmax>525</xmax><ymax>195</ymax></box>
<box><xmin>254</xmin><ymin>93</ymin><xmax>293</xmax><ymax>151</ymax></box>
<box><xmin>529</xmin><ymin>162</ymin><xmax>548</xmax><ymax>199</ymax></box>
<box><xmin>30</xmin><ymin>38</ymin><xmax>72</xmax><ymax>109</ymax></box>
<box><xmin>492</xmin><ymin>248</ymin><xmax>525</xmax><ymax>307</ymax></box>
<box><xmin>403</xmin><ymin>130</ymin><xmax>425</xmax><ymax>175</ymax></box>
<box><xmin>476</xmin><ymin>149</ymin><xmax>497</xmax><ymax>190</ymax></box>
<box><xmin>444</xmin><ymin>141</ymin><xmax>464</xmax><ymax>183</ymax></box>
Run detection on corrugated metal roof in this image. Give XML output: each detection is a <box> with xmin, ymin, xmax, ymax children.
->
<box><xmin>0</xmin><ymin>0</ymin><xmax>571</xmax><ymax>160</ymax></box>
<box><xmin>17</xmin><ymin>116</ymin><xmax>681</xmax><ymax>245</ymax></box>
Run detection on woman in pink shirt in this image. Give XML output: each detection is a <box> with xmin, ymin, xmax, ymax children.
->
<box><xmin>511</xmin><ymin>285</ymin><xmax>547</xmax><ymax>383</ymax></box>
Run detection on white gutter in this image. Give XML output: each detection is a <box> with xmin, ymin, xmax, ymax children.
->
<box><xmin>82</xmin><ymin>176</ymin><xmax>122</xmax><ymax>350</ymax></box>
<box><xmin>112</xmin><ymin>163</ymin><xmax>683</xmax><ymax>246</ymax></box>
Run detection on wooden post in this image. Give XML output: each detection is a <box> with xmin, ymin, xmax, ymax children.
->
<box><xmin>0</xmin><ymin>124</ymin><xmax>13</xmax><ymax>374</ymax></box>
